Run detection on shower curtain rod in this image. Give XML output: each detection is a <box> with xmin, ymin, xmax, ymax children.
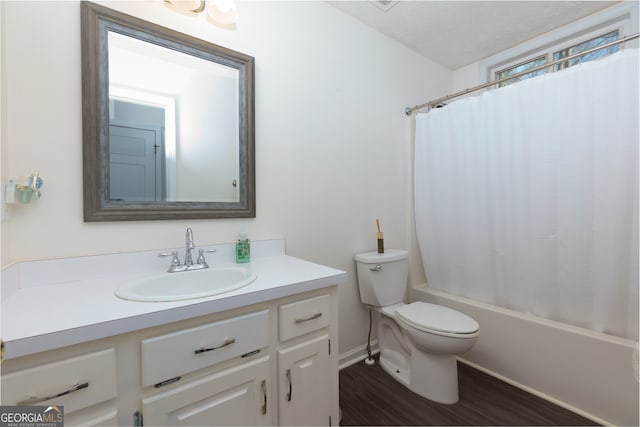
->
<box><xmin>405</xmin><ymin>32</ymin><xmax>640</xmax><ymax>116</ymax></box>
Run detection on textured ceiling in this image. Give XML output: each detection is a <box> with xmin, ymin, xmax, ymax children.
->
<box><xmin>329</xmin><ymin>1</ymin><xmax>619</xmax><ymax>69</ymax></box>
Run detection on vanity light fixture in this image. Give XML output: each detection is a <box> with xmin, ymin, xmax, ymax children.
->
<box><xmin>164</xmin><ymin>0</ymin><xmax>238</xmax><ymax>26</ymax></box>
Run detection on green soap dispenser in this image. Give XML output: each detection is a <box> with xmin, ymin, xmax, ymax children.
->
<box><xmin>235</xmin><ymin>232</ymin><xmax>250</xmax><ymax>263</ymax></box>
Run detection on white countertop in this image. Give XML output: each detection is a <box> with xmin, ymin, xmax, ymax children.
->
<box><xmin>1</xmin><ymin>240</ymin><xmax>347</xmax><ymax>360</ymax></box>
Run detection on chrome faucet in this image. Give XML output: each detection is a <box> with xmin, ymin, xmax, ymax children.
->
<box><xmin>185</xmin><ymin>227</ymin><xmax>195</xmax><ymax>266</ymax></box>
<box><xmin>158</xmin><ymin>228</ymin><xmax>216</xmax><ymax>273</ymax></box>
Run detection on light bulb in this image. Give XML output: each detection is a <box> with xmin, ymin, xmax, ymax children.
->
<box><xmin>207</xmin><ymin>0</ymin><xmax>238</xmax><ymax>25</ymax></box>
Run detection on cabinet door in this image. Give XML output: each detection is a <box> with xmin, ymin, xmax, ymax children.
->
<box><xmin>66</xmin><ymin>408</ymin><xmax>118</xmax><ymax>427</ymax></box>
<box><xmin>142</xmin><ymin>356</ymin><xmax>271</xmax><ymax>426</ymax></box>
<box><xmin>278</xmin><ymin>335</ymin><xmax>330</xmax><ymax>426</ymax></box>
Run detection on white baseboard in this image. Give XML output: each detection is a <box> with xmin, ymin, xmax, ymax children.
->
<box><xmin>339</xmin><ymin>340</ymin><xmax>379</xmax><ymax>370</ymax></box>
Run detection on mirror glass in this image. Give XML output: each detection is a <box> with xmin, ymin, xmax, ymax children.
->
<box><xmin>81</xmin><ymin>2</ymin><xmax>255</xmax><ymax>221</ymax></box>
<box><xmin>109</xmin><ymin>32</ymin><xmax>240</xmax><ymax>203</ymax></box>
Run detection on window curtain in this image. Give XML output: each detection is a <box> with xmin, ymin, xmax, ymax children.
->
<box><xmin>414</xmin><ymin>50</ymin><xmax>639</xmax><ymax>340</ymax></box>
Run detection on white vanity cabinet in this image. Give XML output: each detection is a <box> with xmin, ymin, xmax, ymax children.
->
<box><xmin>1</xmin><ymin>286</ymin><xmax>339</xmax><ymax>427</ymax></box>
<box><xmin>277</xmin><ymin>293</ymin><xmax>336</xmax><ymax>426</ymax></box>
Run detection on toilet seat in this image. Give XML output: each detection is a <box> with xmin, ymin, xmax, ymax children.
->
<box><xmin>395</xmin><ymin>302</ymin><xmax>479</xmax><ymax>336</ymax></box>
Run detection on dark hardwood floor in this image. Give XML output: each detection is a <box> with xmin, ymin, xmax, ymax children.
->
<box><xmin>339</xmin><ymin>357</ymin><xmax>599</xmax><ymax>426</ymax></box>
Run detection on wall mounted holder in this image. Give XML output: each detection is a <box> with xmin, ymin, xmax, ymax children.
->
<box><xmin>5</xmin><ymin>173</ymin><xmax>43</xmax><ymax>204</ymax></box>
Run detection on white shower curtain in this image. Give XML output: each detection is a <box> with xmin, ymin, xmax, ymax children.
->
<box><xmin>414</xmin><ymin>50</ymin><xmax>639</xmax><ymax>341</ymax></box>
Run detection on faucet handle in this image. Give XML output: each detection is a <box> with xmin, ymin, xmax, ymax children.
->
<box><xmin>196</xmin><ymin>249</ymin><xmax>216</xmax><ymax>267</ymax></box>
<box><xmin>158</xmin><ymin>250</ymin><xmax>181</xmax><ymax>266</ymax></box>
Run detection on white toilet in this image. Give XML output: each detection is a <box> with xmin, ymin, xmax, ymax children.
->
<box><xmin>355</xmin><ymin>249</ymin><xmax>479</xmax><ymax>404</ymax></box>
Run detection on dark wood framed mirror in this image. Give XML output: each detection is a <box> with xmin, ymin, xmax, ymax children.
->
<box><xmin>81</xmin><ymin>1</ymin><xmax>255</xmax><ymax>221</ymax></box>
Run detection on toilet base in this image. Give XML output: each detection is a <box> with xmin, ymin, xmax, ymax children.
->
<box><xmin>409</xmin><ymin>351</ymin><xmax>459</xmax><ymax>404</ymax></box>
<box><xmin>379</xmin><ymin>353</ymin><xmax>410</xmax><ymax>388</ymax></box>
<box><xmin>377</xmin><ymin>316</ymin><xmax>461</xmax><ymax>404</ymax></box>
<box><xmin>378</xmin><ymin>317</ymin><xmax>411</xmax><ymax>388</ymax></box>
<box><xmin>380</xmin><ymin>349</ymin><xmax>460</xmax><ymax>404</ymax></box>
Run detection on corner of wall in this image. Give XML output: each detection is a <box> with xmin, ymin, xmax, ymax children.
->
<box><xmin>0</xmin><ymin>0</ymin><xmax>11</xmax><ymax>268</ymax></box>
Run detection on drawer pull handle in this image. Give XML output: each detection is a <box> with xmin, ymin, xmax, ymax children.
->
<box><xmin>194</xmin><ymin>338</ymin><xmax>236</xmax><ymax>355</ymax></box>
<box><xmin>286</xmin><ymin>369</ymin><xmax>292</xmax><ymax>402</ymax></box>
<box><xmin>154</xmin><ymin>376</ymin><xmax>181</xmax><ymax>388</ymax></box>
<box><xmin>295</xmin><ymin>313</ymin><xmax>322</xmax><ymax>324</ymax></box>
<box><xmin>261</xmin><ymin>379</ymin><xmax>267</xmax><ymax>415</ymax></box>
<box><xmin>17</xmin><ymin>381</ymin><xmax>89</xmax><ymax>405</ymax></box>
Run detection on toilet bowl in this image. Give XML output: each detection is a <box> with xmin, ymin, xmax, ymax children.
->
<box><xmin>355</xmin><ymin>250</ymin><xmax>479</xmax><ymax>404</ymax></box>
<box><xmin>392</xmin><ymin>301</ymin><xmax>478</xmax><ymax>403</ymax></box>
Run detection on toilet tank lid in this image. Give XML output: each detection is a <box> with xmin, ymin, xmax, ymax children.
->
<box><xmin>355</xmin><ymin>249</ymin><xmax>408</xmax><ymax>263</ymax></box>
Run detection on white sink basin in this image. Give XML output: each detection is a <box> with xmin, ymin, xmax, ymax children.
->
<box><xmin>115</xmin><ymin>267</ymin><xmax>257</xmax><ymax>302</ymax></box>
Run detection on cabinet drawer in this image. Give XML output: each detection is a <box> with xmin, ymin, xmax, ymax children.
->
<box><xmin>279</xmin><ymin>294</ymin><xmax>330</xmax><ymax>341</ymax></box>
<box><xmin>141</xmin><ymin>310</ymin><xmax>269</xmax><ymax>387</ymax></box>
<box><xmin>1</xmin><ymin>348</ymin><xmax>116</xmax><ymax>414</ymax></box>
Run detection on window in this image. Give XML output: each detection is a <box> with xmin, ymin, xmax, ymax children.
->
<box><xmin>494</xmin><ymin>30</ymin><xmax>620</xmax><ymax>87</ymax></box>
<box><xmin>481</xmin><ymin>2</ymin><xmax>638</xmax><ymax>89</ymax></box>
<box><xmin>553</xmin><ymin>30</ymin><xmax>619</xmax><ymax>70</ymax></box>
<box><xmin>495</xmin><ymin>55</ymin><xmax>547</xmax><ymax>87</ymax></box>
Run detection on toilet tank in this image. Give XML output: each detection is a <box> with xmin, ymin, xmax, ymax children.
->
<box><xmin>355</xmin><ymin>249</ymin><xmax>409</xmax><ymax>307</ymax></box>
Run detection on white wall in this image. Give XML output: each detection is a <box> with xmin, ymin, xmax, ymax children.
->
<box><xmin>0</xmin><ymin>1</ymin><xmax>451</xmax><ymax>356</ymax></box>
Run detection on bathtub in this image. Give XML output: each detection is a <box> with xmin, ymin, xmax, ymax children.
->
<box><xmin>412</xmin><ymin>286</ymin><xmax>639</xmax><ymax>426</ymax></box>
